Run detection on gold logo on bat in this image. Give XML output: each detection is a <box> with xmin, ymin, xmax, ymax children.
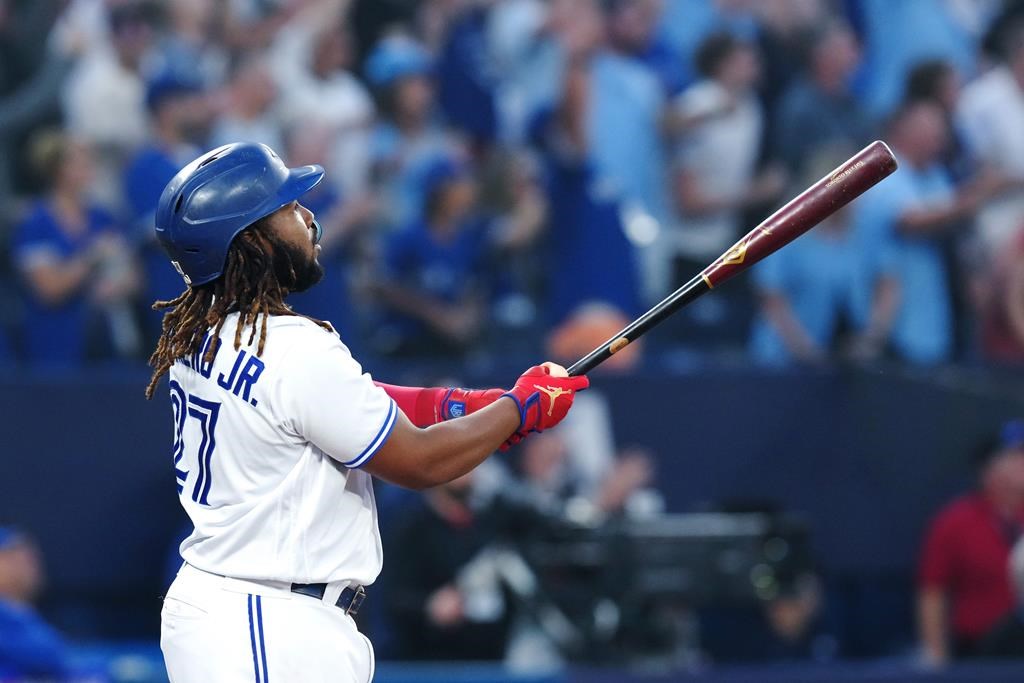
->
<box><xmin>609</xmin><ymin>337</ymin><xmax>630</xmax><ymax>354</ymax></box>
<box><xmin>721</xmin><ymin>240</ymin><xmax>748</xmax><ymax>265</ymax></box>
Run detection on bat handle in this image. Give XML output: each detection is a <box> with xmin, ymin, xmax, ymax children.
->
<box><xmin>567</xmin><ymin>355</ymin><xmax>597</xmax><ymax>377</ymax></box>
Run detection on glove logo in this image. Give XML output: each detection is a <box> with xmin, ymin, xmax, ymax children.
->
<box><xmin>533</xmin><ymin>385</ymin><xmax>573</xmax><ymax>417</ymax></box>
<box><xmin>448</xmin><ymin>401</ymin><xmax>466</xmax><ymax>418</ymax></box>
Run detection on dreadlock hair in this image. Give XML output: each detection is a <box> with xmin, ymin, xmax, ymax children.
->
<box><xmin>145</xmin><ymin>217</ymin><xmax>332</xmax><ymax>399</ymax></box>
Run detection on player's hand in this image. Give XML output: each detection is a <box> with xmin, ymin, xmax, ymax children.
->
<box><xmin>501</xmin><ymin>363</ymin><xmax>588</xmax><ymax>441</ymax></box>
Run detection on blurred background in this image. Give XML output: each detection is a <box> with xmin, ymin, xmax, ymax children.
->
<box><xmin>5</xmin><ymin>0</ymin><xmax>1024</xmax><ymax>681</ymax></box>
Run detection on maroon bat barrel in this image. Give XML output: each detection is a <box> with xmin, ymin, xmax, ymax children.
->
<box><xmin>566</xmin><ymin>140</ymin><xmax>899</xmax><ymax>376</ymax></box>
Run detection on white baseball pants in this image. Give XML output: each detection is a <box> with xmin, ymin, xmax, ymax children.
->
<box><xmin>161</xmin><ymin>563</ymin><xmax>375</xmax><ymax>682</ymax></box>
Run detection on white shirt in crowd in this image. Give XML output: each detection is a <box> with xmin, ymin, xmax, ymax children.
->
<box><xmin>671</xmin><ymin>80</ymin><xmax>763</xmax><ymax>261</ymax></box>
<box><xmin>957</xmin><ymin>64</ymin><xmax>1024</xmax><ymax>253</ymax></box>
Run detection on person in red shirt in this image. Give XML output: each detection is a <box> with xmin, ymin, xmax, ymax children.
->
<box><xmin>917</xmin><ymin>420</ymin><xmax>1024</xmax><ymax>664</ymax></box>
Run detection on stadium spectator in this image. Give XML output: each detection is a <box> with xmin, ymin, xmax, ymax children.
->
<box><xmin>0</xmin><ymin>1</ymin><xmax>75</xmax><ymax>217</ymax></box>
<box><xmin>516</xmin><ymin>430</ymin><xmax>655</xmax><ymax>519</ymax></box>
<box><xmin>749</xmin><ymin>160</ymin><xmax>898</xmax><ymax>366</ymax></box>
<box><xmin>752</xmin><ymin>0</ymin><xmax>829</xmax><ymax>113</ymax></box>
<box><xmin>570</xmin><ymin>0</ymin><xmax>669</xmax><ymax>296</ymax></box>
<box><xmin>62</xmin><ymin>0</ymin><xmax>159</xmax><ymax>206</ymax></box>
<box><xmin>605</xmin><ymin>0</ymin><xmax>682</xmax><ymax>96</ymax></box>
<box><xmin>905</xmin><ymin>59</ymin><xmax>972</xmax><ymax>182</ymax></box>
<box><xmin>668</xmin><ymin>31</ymin><xmax>784</xmax><ymax>345</ymax></box>
<box><xmin>529</xmin><ymin>47</ymin><xmax>641</xmax><ymax>345</ymax></box>
<box><xmin>772</xmin><ymin>20</ymin><xmax>874</xmax><ymax>178</ymax></box>
<box><xmin>485</xmin><ymin>0</ymin><xmax>560</xmax><ymax>145</ymax></box>
<box><xmin>384</xmin><ymin>471</ymin><xmax>510</xmax><ymax>661</ymax></box>
<box><xmin>269</xmin><ymin>0</ymin><xmax>374</xmax><ymax>198</ymax></box>
<box><xmin>366</xmin><ymin>34</ymin><xmax>454</xmax><ymax>230</ymax></box>
<box><xmin>918</xmin><ymin>421</ymin><xmax>1024</xmax><ymax>663</ymax></box>
<box><xmin>434</xmin><ymin>0</ymin><xmax>500</xmax><ymax>144</ymax></box>
<box><xmin>849</xmin><ymin>101</ymin><xmax>998</xmax><ymax>365</ymax></box>
<box><xmin>978</xmin><ymin>226</ymin><xmax>1024</xmax><ymax>363</ymax></box>
<box><xmin>0</xmin><ymin>528</ymin><xmax>68</xmax><ymax>679</ymax></box>
<box><xmin>208</xmin><ymin>54</ymin><xmax>283</xmax><ymax>151</ymax></box>
<box><xmin>656</xmin><ymin>0</ymin><xmax>758</xmax><ymax>89</ymax></box>
<box><xmin>149</xmin><ymin>0</ymin><xmax>227</xmax><ymax>89</ymax></box>
<box><xmin>956</xmin><ymin>17</ymin><xmax>1024</xmax><ymax>257</ymax></box>
<box><xmin>13</xmin><ymin>130</ymin><xmax>139</xmax><ymax>367</ymax></box>
<box><xmin>122</xmin><ymin>73</ymin><xmax>208</xmax><ymax>341</ymax></box>
<box><xmin>222</xmin><ymin>0</ymin><xmax>301</xmax><ymax>53</ymax></box>
<box><xmin>372</xmin><ymin>155</ymin><xmax>494</xmax><ymax>357</ymax></box>
<box><xmin>283</xmin><ymin>124</ymin><xmax>369</xmax><ymax>347</ymax></box>
<box><xmin>977</xmin><ymin>536</ymin><xmax>1024</xmax><ymax>657</ymax></box>
<box><xmin>670</xmin><ymin>31</ymin><xmax>783</xmax><ymax>269</ymax></box>
<box><xmin>853</xmin><ymin>0</ymin><xmax>983</xmax><ymax>116</ymax></box>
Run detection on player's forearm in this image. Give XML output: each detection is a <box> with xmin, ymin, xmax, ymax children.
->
<box><xmin>864</xmin><ymin>277</ymin><xmax>899</xmax><ymax>341</ymax></box>
<box><xmin>27</xmin><ymin>259</ymin><xmax>92</xmax><ymax>305</ymax></box>
<box><xmin>917</xmin><ymin>588</ymin><xmax>949</xmax><ymax>665</ymax></box>
<box><xmin>761</xmin><ymin>294</ymin><xmax>823</xmax><ymax>359</ymax></box>
<box><xmin>364</xmin><ymin>398</ymin><xmax>520</xmax><ymax>489</ymax></box>
<box><xmin>415</xmin><ymin>399</ymin><xmax>519</xmax><ymax>486</ymax></box>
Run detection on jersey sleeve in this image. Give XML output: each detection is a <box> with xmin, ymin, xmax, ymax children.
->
<box><xmin>278</xmin><ymin>329</ymin><xmax>398</xmax><ymax>468</ymax></box>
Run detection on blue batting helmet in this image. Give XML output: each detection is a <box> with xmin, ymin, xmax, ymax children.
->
<box><xmin>155</xmin><ymin>142</ymin><xmax>325</xmax><ymax>286</ymax></box>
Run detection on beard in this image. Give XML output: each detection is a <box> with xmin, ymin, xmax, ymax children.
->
<box><xmin>271</xmin><ymin>235</ymin><xmax>324</xmax><ymax>294</ymax></box>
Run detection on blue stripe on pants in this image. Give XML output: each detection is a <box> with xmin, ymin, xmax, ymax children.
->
<box><xmin>256</xmin><ymin>595</ymin><xmax>269</xmax><ymax>683</ymax></box>
<box><xmin>247</xmin><ymin>594</ymin><xmax>260</xmax><ymax>683</ymax></box>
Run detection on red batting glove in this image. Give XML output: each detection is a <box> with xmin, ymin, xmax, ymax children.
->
<box><xmin>501</xmin><ymin>365</ymin><xmax>589</xmax><ymax>439</ymax></box>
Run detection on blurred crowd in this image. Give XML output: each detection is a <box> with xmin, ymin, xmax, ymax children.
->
<box><xmin>3</xmin><ymin>0</ymin><xmax>1024</xmax><ymax>372</ymax></box>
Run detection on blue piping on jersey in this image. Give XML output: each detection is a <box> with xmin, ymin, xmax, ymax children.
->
<box><xmin>343</xmin><ymin>399</ymin><xmax>397</xmax><ymax>469</ymax></box>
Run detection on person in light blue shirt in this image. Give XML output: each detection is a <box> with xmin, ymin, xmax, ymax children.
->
<box><xmin>366</xmin><ymin>35</ymin><xmax>457</xmax><ymax>231</ymax></box>
<box><xmin>850</xmin><ymin>101</ymin><xmax>995</xmax><ymax>365</ymax></box>
<box><xmin>851</xmin><ymin>0</ymin><xmax>983</xmax><ymax>116</ymax></box>
<box><xmin>750</xmin><ymin>191</ymin><xmax>898</xmax><ymax>366</ymax></box>
<box><xmin>587</xmin><ymin>48</ymin><xmax>669</xmax><ymax>229</ymax></box>
<box><xmin>657</xmin><ymin>0</ymin><xmax>758</xmax><ymax>88</ymax></box>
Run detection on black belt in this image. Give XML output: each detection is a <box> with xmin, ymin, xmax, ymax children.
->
<box><xmin>290</xmin><ymin>582</ymin><xmax>366</xmax><ymax>616</ymax></box>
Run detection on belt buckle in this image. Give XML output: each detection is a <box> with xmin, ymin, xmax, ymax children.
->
<box><xmin>344</xmin><ymin>585</ymin><xmax>366</xmax><ymax>616</ymax></box>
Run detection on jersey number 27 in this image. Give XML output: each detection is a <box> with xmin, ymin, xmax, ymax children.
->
<box><xmin>170</xmin><ymin>380</ymin><xmax>220</xmax><ymax>506</ymax></box>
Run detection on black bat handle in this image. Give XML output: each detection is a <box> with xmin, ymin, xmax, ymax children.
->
<box><xmin>566</xmin><ymin>274</ymin><xmax>710</xmax><ymax>376</ymax></box>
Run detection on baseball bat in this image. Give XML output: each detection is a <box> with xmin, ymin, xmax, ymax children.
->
<box><xmin>566</xmin><ymin>140</ymin><xmax>899</xmax><ymax>376</ymax></box>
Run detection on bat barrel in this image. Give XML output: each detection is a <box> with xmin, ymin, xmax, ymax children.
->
<box><xmin>566</xmin><ymin>140</ymin><xmax>898</xmax><ymax>377</ymax></box>
<box><xmin>701</xmin><ymin>140</ymin><xmax>897</xmax><ymax>290</ymax></box>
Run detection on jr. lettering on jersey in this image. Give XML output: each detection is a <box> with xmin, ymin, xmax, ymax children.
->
<box><xmin>217</xmin><ymin>348</ymin><xmax>265</xmax><ymax>407</ymax></box>
<box><xmin>176</xmin><ymin>332</ymin><xmax>266</xmax><ymax>407</ymax></box>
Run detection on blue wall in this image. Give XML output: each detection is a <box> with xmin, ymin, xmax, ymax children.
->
<box><xmin>2</xmin><ymin>364</ymin><xmax>1022</xmax><ymax>645</ymax></box>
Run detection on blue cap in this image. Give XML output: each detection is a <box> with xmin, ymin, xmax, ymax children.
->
<box><xmin>146</xmin><ymin>72</ymin><xmax>202</xmax><ymax>112</ymax></box>
<box><xmin>1001</xmin><ymin>419</ymin><xmax>1024</xmax><ymax>450</ymax></box>
<box><xmin>365</xmin><ymin>36</ymin><xmax>432</xmax><ymax>88</ymax></box>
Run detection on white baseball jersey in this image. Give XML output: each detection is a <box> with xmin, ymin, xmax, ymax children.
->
<box><xmin>167</xmin><ymin>312</ymin><xmax>397</xmax><ymax>586</ymax></box>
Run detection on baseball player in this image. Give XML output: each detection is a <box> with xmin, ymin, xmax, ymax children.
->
<box><xmin>145</xmin><ymin>142</ymin><xmax>587</xmax><ymax>682</ymax></box>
